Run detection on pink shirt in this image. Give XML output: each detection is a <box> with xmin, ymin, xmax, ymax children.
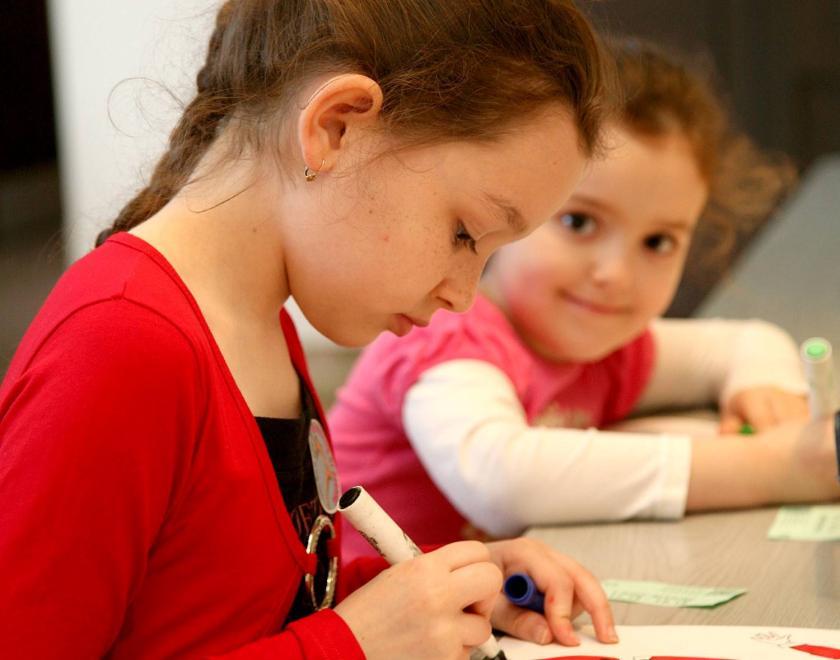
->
<box><xmin>330</xmin><ymin>294</ymin><xmax>654</xmax><ymax>561</ymax></box>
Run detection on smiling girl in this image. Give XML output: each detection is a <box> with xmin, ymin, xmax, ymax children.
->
<box><xmin>331</xmin><ymin>39</ymin><xmax>840</xmax><ymax>558</ymax></box>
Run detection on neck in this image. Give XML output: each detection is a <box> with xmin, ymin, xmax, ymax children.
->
<box><xmin>131</xmin><ymin>161</ymin><xmax>289</xmax><ymax>325</ymax></box>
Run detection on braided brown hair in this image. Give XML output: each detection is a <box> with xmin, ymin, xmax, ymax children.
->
<box><xmin>97</xmin><ymin>0</ymin><xmax>615</xmax><ymax>246</ymax></box>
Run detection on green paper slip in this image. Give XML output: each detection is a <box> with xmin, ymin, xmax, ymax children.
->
<box><xmin>767</xmin><ymin>505</ymin><xmax>840</xmax><ymax>541</ymax></box>
<box><xmin>601</xmin><ymin>579</ymin><xmax>747</xmax><ymax>608</ymax></box>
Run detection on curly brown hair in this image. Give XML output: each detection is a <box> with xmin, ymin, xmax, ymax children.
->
<box><xmin>612</xmin><ymin>37</ymin><xmax>796</xmax><ymax>259</ymax></box>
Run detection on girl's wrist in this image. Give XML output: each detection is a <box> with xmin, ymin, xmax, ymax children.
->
<box><xmin>749</xmin><ymin>434</ymin><xmax>784</xmax><ymax>504</ymax></box>
<box><xmin>688</xmin><ymin>434</ymin><xmax>773</xmax><ymax>509</ymax></box>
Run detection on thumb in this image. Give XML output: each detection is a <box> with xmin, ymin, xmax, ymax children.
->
<box><xmin>491</xmin><ymin>600</ymin><xmax>553</xmax><ymax>645</ymax></box>
<box><xmin>719</xmin><ymin>411</ymin><xmax>744</xmax><ymax>434</ymax></box>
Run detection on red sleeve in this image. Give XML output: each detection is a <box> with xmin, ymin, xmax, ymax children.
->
<box><xmin>0</xmin><ymin>299</ymin><xmax>204</xmax><ymax>658</ymax></box>
<box><xmin>209</xmin><ymin>609</ymin><xmax>364</xmax><ymax>659</ymax></box>
<box><xmin>0</xmin><ymin>299</ymin><xmax>370</xmax><ymax>660</ymax></box>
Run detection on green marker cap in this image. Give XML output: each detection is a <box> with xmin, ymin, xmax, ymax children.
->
<box><xmin>803</xmin><ymin>338</ymin><xmax>830</xmax><ymax>360</ymax></box>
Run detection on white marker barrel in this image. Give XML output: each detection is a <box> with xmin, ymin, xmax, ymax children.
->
<box><xmin>801</xmin><ymin>337</ymin><xmax>838</xmax><ymax>419</ymax></box>
<box><xmin>339</xmin><ymin>486</ymin><xmax>506</xmax><ymax>660</ymax></box>
<box><xmin>338</xmin><ymin>485</ymin><xmax>421</xmax><ymax>564</ymax></box>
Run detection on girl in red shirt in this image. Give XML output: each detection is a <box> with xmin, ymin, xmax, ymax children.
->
<box><xmin>0</xmin><ymin>1</ymin><xmax>619</xmax><ymax>658</ymax></box>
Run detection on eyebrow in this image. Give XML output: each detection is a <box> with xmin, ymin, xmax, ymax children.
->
<box><xmin>654</xmin><ymin>219</ymin><xmax>695</xmax><ymax>233</ymax></box>
<box><xmin>570</xmin><ymin>193</ymin><xmax>616</xmax><ymax>216</ymax></box>
<box><xmin>482</xmin><ymin>193</ymin><xmax>527</xmax><ymax>235</ymax></box>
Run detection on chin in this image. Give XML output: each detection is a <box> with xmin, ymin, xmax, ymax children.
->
<box><xmin>317</xmin><ymin>325</ymin><xmax>377</xmax><ymax>349</ymax></box>
<box><xmin>574</xmin><ymin>346</ymin><xmax>616</xmax><ymax>363</ymax></box>
<box><xmin>331</xmin><ymin>333</ymin><xmax>376</xmax><ymax>349</ymax></box>
<box><xmin>317</xmin><ymin>325</ymin><xmax>383</xmax><ymax>348</ymax></box>
<box><xmin>575</xmin><ymin>334</ymin><xmax>636</xmax><ymax>362</ymax></box>
<box><xmin>536</xmin><ymin>335</ymin><xmax>619</xmax><ymax>364</ymax></box>
<box><xmin>292</xmin><ymin>308</ymin><xmax>375</xmax><ymax>349</ymax></box>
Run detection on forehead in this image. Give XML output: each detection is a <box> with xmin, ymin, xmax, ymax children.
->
<box><xmin>452</xmin><ymin>107</ymin><xmax>587</xmax><ymax>232</ymax></box>
<box><xmin>576</xmin><ymin>126</ymin><xmax>708</xmax><ymax>221</ymax></box>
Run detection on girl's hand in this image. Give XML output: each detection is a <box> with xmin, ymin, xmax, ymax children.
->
<box><xmin>334</xmin><ymin>541</ymin><xmax>502</xmax><ymax>660</ymax></box>
<box><xmin>758</xmin><ymin>417</ymin><xmax>840</xmax><ymax>503</ymax></box>
<box><xmin>720</xmin><ymin>386</ymin><xmax>809</xmax><ymax>433</ymax></box>
<box><xmin>485</xmin><ymin>538</ymin><xmax>618</xmax><ymax>647</ymax></box>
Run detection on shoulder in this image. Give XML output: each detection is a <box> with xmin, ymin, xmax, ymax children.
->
<box><xmin>335</xmin><ymin>295</ymin><xmax>533</xmax><ymax>415</ymax></box>
<box><xmin>5</xmin><ymin>297</ymin><xmax>204</xmax><ymax>412</ymax></box>
<box><xmin>378</xmin><ymin>295</ymin><xmax>524</xmax><ymax>367</ymax></box>
<box><xmin>0</xmin><ymin>297</ymin><xmax>207</xmax><ymax>500</ymax></box>
<box><xmin>372</xmin><ymin>294</ymin><xmax>528</xmax><ymax>373</ymax></box>
<box><xmin>0</xmin><ymin>296</ymin><xmax>209</xmax><ymax>493</ymax></box>
<box><xmin>0</xmin><ymin>238</ymin><xmax>213</xmax><ymax>515</ymax></box>
<box><xmin>5</xmin><ymin>234</ymin><xmax>211</xmax><ymax>389</ymax></box>
<box><xmin>1</xmin><ymin>237</ymin><xmax>210</xmax><ymax>418</ymax></box>
<box><xmin>50</xmin><ymin>233</ymin><xmax>205</xmax><ymax>332</ymax></box>
<box><xmin>55</xmin><ymin>297</ymin><xmax>200</xmax><ymax>372</ymax></box>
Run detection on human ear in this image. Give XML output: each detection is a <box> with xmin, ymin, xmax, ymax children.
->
<box><xmin>296</xmin><ymin>74</ymin><xmax>384</xmax><ymax>176</ymax></box>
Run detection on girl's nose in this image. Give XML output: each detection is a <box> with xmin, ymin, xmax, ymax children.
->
<box><xmin>435</xmin><ymin>280</ymin><xmax>476</xmax><ymax>314</ymax></box>
<box><xmin>434</xmin><ymin>261</ymin><xmax>484</xmax><ymax>313</ymax></box>
<box><xmin>591</xmin><ymin>243</ymin><xmax>632</xmax><ymax>289</ymax></box>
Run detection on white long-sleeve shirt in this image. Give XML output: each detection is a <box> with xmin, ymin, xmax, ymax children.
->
<box><xmin>331</xmin><ymin>293</ymin><xmax>807</xmax><ymax>556</ymax></box>
<box><xmin>402</xmin><ymin>317</ymin><xmax>805</xmax><ymax>537</ymax></box>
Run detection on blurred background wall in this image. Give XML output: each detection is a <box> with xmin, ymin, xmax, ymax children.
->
<box><xmin>3</xmin><ymin>0</ymin><xmax>840</xmax><ymax>401</ymax></box>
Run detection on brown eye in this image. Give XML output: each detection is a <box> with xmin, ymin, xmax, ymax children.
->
<box><xmin>454</xmin><ymin>221</ymin><xmax>478</xmax><ymax>254</ymax></box>
<box><xmin>559</xmin><ymin>213</ymin><xmax>596</xmax><ymax>235</ymax></box>
<box><xmin>644</xmin><ymin>233</ymin><xmax>677</xmax><ymax>254</ymax></box>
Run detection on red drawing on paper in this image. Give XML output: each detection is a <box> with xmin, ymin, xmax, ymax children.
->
<box><xmin>646</xmin><ymin>656</ymin><xmax>737</xmax><ymax>660</ymax></box>
<box><xmin>791</xmin><ymin>644</ymin><xmax>840</xmax><ymax>659</ymax></box>
<box><xmin>534</xmin><ymin>656</ymin><xmax>620</xmax><ymax>659</ymax></box>
<box><xmin>534</xmin><ymin>656</ymin><xmax>733</xmax><ymax>660</ymax></box>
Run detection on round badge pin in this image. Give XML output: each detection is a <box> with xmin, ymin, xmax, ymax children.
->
<box><xmin>307</xmin><ymin>419</ymin><xmax>341</xmax><ymax>513</ymax></box>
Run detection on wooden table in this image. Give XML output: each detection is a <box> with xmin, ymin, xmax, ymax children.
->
<box><xmin>527</xmin><ymin>507</ymin><xmax>840</xmax><ymax>627</ymax></box>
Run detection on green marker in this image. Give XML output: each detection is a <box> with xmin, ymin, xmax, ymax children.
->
<box><xmin>800</xmin><ymin>337</ymin><xmax>840</xmax><ymax>484</ymax></box>
<box><xmin>738</xmin><ymin>423</ymin><xmax>755</xmax><ymax>435</ymax></box>
<box><xmin>801</xmin><ymin>337</ymin><xmax>837</xmax><ymax>420</ymax></box>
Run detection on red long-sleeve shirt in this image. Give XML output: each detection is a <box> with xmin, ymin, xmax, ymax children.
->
<box><xmin>0</xmin><ymin>233</ymin><xmax>384</xmax><ymax>658</ymax></box>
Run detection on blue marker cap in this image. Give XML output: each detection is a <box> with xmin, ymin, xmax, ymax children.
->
<box><xmin>503</xmin><ymin>572</ymin><xmax>545</xmax><ymax>614</ymax></box>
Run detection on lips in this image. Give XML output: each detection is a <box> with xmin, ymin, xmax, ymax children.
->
<box><xmin>560</xmin><ymin>291</ymin><xmax>630</xmax><ymax>315</ymax></box>
<box><xmin>391</xmin><ymin>314</ymin><xmax>430</xmax><ymax>337</ymax></box>
<box><xmin>405</xmin><ymin>315</ymin><xmax>430</xmax><ymax>328</ymax></box>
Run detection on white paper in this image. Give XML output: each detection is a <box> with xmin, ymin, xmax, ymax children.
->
<box><xmin>499</xmin><ymin>625</ymin><xmax>840</xmax><ymax>659</ymax></box>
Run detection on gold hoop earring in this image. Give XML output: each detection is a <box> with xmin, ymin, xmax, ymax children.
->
<box><xmin>304</xmin><ymin>159</ymin><xmax>325</xmax><ymax>182</ymax></box>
